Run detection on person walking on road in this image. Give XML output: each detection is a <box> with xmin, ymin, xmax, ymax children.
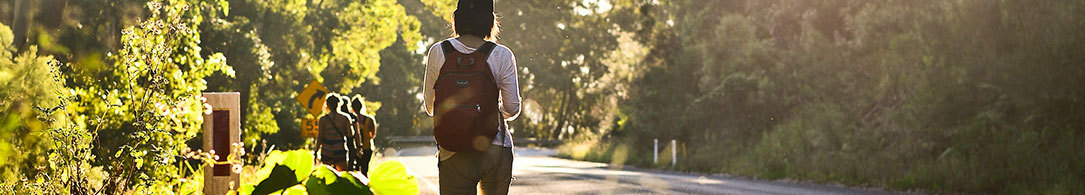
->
<box><xmin>423</xmin><ymin>0</ymin><xmax>522</xmax><ymax>194</ymax></box>
<box><xmin>315</xmin><ymin>93</ymin><xmax>356</xmax><ymax>171</ymax></box>
<box><xmin>350</xmin><ymin>95</ymin><xmax>377</xmax><ymax>176</ymax></box>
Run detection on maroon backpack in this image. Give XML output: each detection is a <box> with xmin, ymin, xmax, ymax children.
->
<box><xmin>433</xmin><ymin>40</ymin><xmax>501</xmax><ymax>152</ymax></box>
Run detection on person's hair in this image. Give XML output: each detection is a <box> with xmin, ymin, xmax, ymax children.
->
<box><xmin>350</xmin><ymin>95</ymin><xmax>366</xmax><ymax>114</ymax></box>
<box><xmin>338</xmin><ymin>96</ymin><xmax>351</xmax><ymax>114</ymax></box>
<box><xmin>452</xmin><ymin>0</ymin><xmax>499</xmax><ymax>41</ymax></box>
<box><xmin>325</xmin><ymin>93</ymin><xmax>341</xmax><ymax>111</ymax></box>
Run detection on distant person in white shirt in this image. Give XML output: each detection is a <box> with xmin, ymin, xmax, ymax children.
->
<box><xmin>422</xmin><ymin>0</ymin><xmax>521</xmax><ymax>194</ymax></box>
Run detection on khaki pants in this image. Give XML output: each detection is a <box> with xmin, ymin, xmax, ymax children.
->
<box><xmin>438</xmin><ymin>146</ymin><xmax>514</xmax><ymax>195</ymax></box>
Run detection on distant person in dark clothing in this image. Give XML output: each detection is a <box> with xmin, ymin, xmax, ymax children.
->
<box><xmin>339</xmin><ymin>96</ymin><xmax>355</xmax><ymax>122</ymax></box>
<box><xmin>316</xmin><ymin>93</ymin><xmax>354</xmax><ymax>171</ymax></box>
<box><xmin>350</xmin><ymin>95</ymin><xmax>377</xmax><ymax>176</ymax></box>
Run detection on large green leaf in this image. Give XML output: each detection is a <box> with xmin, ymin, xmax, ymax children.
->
<box><xmin>304</xmin><ymin>165</ymin><xmax>339</xmax><ymax>195</ymax></box>
<box><xmin>284</xmin><ymin>185</ymin><xmax>309</xmax><ymax>195</ymax></box>
<box><xmin>304</xmin><ymin>165</ymin><xmax>373</xmax><ymax>195</ymax></box>
<box><xmin>251</xmin><ymin>164</ymin><xmax>300</xmax><ymax>195</ymax></box>
<box><xmin>328</xmin><ymin>172</ymin><xmax>372</xmax><ymax>195</ymax></box>
<box><xmin>269</xmin><ymin>184</ymin><xmax>308</xmax><ymax>195</ymax></box>
<box><xmin>247</xmin><ymin>150</ymin><xmax>316</xmax><ymax>195</ymax></box>
<box><xmin>253</xmin><ymin>150</ymin><xmax>284</xmax><ymax>182</ymax></box>
<box><xmin>341</xmin><ymin>172</ymin><xmax>370</xmax><ymax>188</ymax></box>
<box><xmin>368</xmin><ymin>161</ymin><xmax>418</xmax><ymax>195</ymax></box>
<box><xmin>280</xmin><ymin>150</ymin><xmax>315</xmax><ymax>182</ymax></box>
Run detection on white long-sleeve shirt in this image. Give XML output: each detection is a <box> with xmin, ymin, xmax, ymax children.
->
<box><xmin>424</xmin><ymin>38</ymin><xmax>521</xmax><ymax>160</ymax></box>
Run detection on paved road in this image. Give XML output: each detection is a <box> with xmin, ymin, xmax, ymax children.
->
<box><xmin>377</xmin><ymin>146</ymin><xmax>895</xmax><ymax>195</ymax></box>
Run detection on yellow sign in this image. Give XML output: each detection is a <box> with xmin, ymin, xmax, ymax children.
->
<box><xmin>301</xmin><ymin>118</ymin><xmax>319</xmax><ymax>138</ymax></box>
<box><xmin>296</xmin><ymin>80</ymin><xmax>329</xmax><ymax>116</ymax></box>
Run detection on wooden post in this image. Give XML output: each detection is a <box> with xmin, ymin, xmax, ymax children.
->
<box><xmin>202</xmin><ymin>92</ymin><xmax>240</xmax><ymax>195</ymax></box>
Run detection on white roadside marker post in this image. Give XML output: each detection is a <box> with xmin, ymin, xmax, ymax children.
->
<box><xmin>671</xmin><ymin>139</ymin><xmax>677</xmax><ymax>167</ymax></box>
<box><xmin>653</xmin><ymin>139</ymin><xmax>659</xmax><ymax>164</ymax></box>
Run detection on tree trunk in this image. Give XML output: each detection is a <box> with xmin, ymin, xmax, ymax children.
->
<box><xmin>43</xmin><ymin>0</ymin><xmax>67</xmax><ymax>29</ymax></box>
<box><xmin>551</xmin><ymin>88</ymin><xmax>574</xmax><ymax>140</ymax></box>
<box><xmin>12</xmin><ymin>0</ymin><xmax>31</xmax><ymax>51</ymax></box>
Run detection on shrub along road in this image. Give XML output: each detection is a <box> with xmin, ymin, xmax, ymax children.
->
<box><xmin>378</xmin><ymin>146</ymin><xmax>898</xmax><ymax>195</ymax></box>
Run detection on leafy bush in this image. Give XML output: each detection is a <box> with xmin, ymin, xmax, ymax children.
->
<box><xmin>2</xmin><ymin>0</ymin><xmax>237</xmax><ymax>192</ymax></box>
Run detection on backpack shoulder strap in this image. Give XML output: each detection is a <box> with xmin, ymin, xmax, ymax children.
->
<box><xmin>356</xmin><ymin>114</ymin><xmax>368</xmax><ymax>129</ymax></box>
<box><xmin>328</xmin><ymin>115</ymin><xmax>349</xmax><ymax>138</ymax></box>
<box><xmin>477</xmin><ymin>42</ymin><xmax>500</xmax><ymax>86</ymax></box>
<box><xmin>478</xmin><ymin>42</ymin><xmax>498</xmax><ymax>58</ymax></box>
<box><xmin>363</xmin><ymin>115</ymin><xmax>371</xmax><ymax>127</ymax></box>
<box><xmin>441</xmin><ymin>40</ymin><xmax>456</xmax><ymax>55</ymax></box>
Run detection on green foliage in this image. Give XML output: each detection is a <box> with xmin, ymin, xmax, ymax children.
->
<box><xmin>497</xmin><ymin>0</ymin><xmax>625</xmax><ymax>140</ymax></box>
<box><xmin>61</xmin><ymin>0</ymin><xmax>234</xmax><ymax>192</ymax></box>
<box><xmin>0</xmin><ymin>22</ymin><xmax>98</xmax><ymax>194</ymax></box>
<box><xmin>347</xmin><ymin>0</ymin><xmax>448</xmax><ymax>139</ymax></box>
<box><xmin>2</xmin><ymin>0</ymin><xmax>240</xmax><ymax>192</ymax></box>
<box><xmin>356</xmin><ymin>35</ymin><xmax>427</xmax><ymax>139</ymax></box>
<box><xmin>5</xmin><ymin>0</ymin><xmax>426</xmax><ymax>191</ymax></box>
<box><xmin>237</xmin><ymin>149</ymin><xmax>415</xmax><ymax>195</ymax></box>
<box><xmin>420</xmin><ymin>0</ymin><xmax>456</xmax><ymax>23</ymax></box>
<box><xmin>199</xmin><ymin>0</ymin><xmax>422</xmax><ymax>152</ymax></box>
<box><xmin>562</xmin><ymin>0</ymin><xmax>1085</xmax><ymax>193</ymax></box>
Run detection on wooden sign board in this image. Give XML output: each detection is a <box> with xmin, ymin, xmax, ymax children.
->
<box><xmin>202</xmin><ymin>92</ymin><xmax>240</xmax><ymax>195</ymax></box>
<box><xmin>296</xmin><ymin>80</ymin><xmax>329</xmax><ymax>116</ymax></box>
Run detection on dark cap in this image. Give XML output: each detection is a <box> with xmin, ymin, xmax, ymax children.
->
<box><xmin>457</xmin><ymin>0</ymin><xmax>494</xmax><ymax>13</ymax></box>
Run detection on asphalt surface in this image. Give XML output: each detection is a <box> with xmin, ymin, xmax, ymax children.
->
<box><xmin>377</xmin><ymin>146</ymin><xmax>896</xmax><ymax>195</ymax></box>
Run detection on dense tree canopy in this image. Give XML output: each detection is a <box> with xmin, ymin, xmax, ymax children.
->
<box><xmin>598</xmin><ymin>0</ymin><xmax>1085</xmax><ymax>193</ymax></box>
<box><xmin>199</xmin><ymin>0</ymin><xmax>421</xmax><ymax>150</ymax></box>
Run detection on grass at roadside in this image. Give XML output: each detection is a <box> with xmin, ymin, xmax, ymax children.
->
<box><xmin>556</xmin><ymin>124</ymin><xmax>1085</xmax><ymax>194</ymax></box>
